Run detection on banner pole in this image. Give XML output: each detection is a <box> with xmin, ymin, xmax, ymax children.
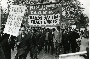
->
<box><xmin>0</xmin><ymin>6</ymin><xmax>1</xmax><ymax>34</ymax></box>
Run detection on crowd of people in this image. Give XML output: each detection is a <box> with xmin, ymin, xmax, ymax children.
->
<box><xmin>0</xmin><ymin>25</ymin><xmax>89</xmax><ymax>59</ymax></box>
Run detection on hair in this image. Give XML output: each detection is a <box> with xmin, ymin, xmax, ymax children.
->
<box><xmin>52</xmin><ymin>28</ymin><xmax>56</xmax><ymax>32</ymax></box>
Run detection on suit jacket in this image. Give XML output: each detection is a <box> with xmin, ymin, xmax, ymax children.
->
<box><xmin>0</xmin><ymin>34</ymin><xmax>10</xmax><ymax>47</ymax></box>
<box><xmin>48</xmin><ymin>31</ymin><xmax>53</xmax><ymax>43</ymax></box>
<box><xmin>17</xmin><ymin>33</ymin><xmax>32</xmax><ymax>55</ymax></box>
<box><xmin>0</xmin><ymin>46</ymin><xmax>6</xmax><ymax>59</ymax></box>
<box><xmin>0</xmin><ymin>34</ymin><xmax>11</xmax><ymax>59</ymax></box>
<box><xmin>19</xmin><ymin>33</ymin><xmax>31</xmax><ymax>49</ymax></box>
<box><xmin>70</xmin><ymin>31</ymin><xmax>79</xmax><ymax>48</ymax></box>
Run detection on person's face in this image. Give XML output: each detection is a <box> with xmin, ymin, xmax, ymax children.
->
<box><xmin>42</xmin><ymin>30</ymin><xmax>43</xmax><ymax>32</ymax></box>
<box><xmin>22</xmin><ymin>30</ymin><xmax>24</xmax><ymax>34</ymax></box>
<box><xmin>65</xmin><ymin>29</ymin><xmax>68</xmax><ymax>32</ymax></box>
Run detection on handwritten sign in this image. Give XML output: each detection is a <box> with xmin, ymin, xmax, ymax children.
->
<box><xmin>4</xmin><ymin>5</ymin><xmax>26</xmax><ymax>36</ymax></box>
<box><xmin>4</xmin><ymin>15</ymin><xmax>23</xmax><ymax>36</ymax></box>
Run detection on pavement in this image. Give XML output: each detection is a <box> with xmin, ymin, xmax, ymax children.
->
<box><xmin>27</xmin><ymin>50</ymin><xmax>59</xmax><ymax>59</ymax></box>
<box><xmin>11</xmin><ymin>48</ymin><xmax>59</xmax><ymax>59</ymax></box>
<box><xmin>79</xmin><ymin>37</ymin><xmax>89</xmax><ymax>52</ymax></box>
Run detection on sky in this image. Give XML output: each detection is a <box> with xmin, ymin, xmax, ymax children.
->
<box><xmin>78</xmin><ymin>0</ymin><xmax>90</xmax><ymax>17</ymax></box>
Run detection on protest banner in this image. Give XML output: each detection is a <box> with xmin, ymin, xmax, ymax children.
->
<box><xmin>28</xmin><ymin>4</ymin><xmax>61</xmax><ymax>27</ymax></box>
<box><xmin>28</xmin><ymin>14</ymin><xmax>60</xmax><ymax>26</ymax></box>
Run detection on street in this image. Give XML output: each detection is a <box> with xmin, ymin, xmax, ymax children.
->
<box><xmin>11</xmin><ymin>37</ymin><xmax>89</xmax><ymax>59</ymax></box>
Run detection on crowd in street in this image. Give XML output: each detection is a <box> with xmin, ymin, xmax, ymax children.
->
<box><xmin>0</xmin><ymin>25</ymin><xmax>89</xmax><ymax>59</ymax></box>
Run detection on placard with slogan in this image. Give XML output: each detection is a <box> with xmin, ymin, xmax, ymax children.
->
<box><xmin>4</xmin><ymin>5</ymin><xmax>26</xmax><ymax>37</ymax></box>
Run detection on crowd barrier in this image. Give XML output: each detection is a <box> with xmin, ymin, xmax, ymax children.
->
<box><xmin>59</xmin><ymin>51</ymin><xmax>87</xmax><ymax>59</ymax></box>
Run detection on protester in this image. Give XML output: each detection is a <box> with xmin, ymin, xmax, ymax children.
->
<box><xmin>31</xmin><ymin>29</ymin><xmax>38</xmax><ymax>59</ymax></box>
<box><xmin>0</xmin><ymin>33</ymin><xmax>11</xmax><ymax>59</ymax></box>
<box><xmin>62</xmin><ymin>29</ymin><xmax>70</xmax><ymax>54</ymax></box>
<box><xmin>15</xmin><ymin>27</ymin><xmax>26</xmax><ymax>59</ymax></box>
<box><xmin>48</xmin><ymin>29</ymin><xmax>54</xmax><ymax>55</ymax></box>
<box><xmin>70</xmin><ymin>29</ymin><xmax>80</xmax><ymax>53</ymax></box>
<box><xmin>0</xmin><ymin>46</ymin><xmax>6</xmax><ymax>59</ymax></box>
<box><xmin>45</xmin><ymin>29</ymin><xmax>49</xmax><ymax>53</ymax></box>
<box><xmin>10</xmin><ymin>35</ymin><xmax>16</xmax><ymax>51</ymax></box>
<box><xmin>0</xmin><ymin>26</ymin><xmax>88</xmax><ymax>59</ymax></box>
<box><xmin>53</xmin><ymin>27</ymin><xmax>61</xmax><ymax>56</ymax></box>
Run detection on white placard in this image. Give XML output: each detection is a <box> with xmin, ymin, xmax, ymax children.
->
<box><xmin>4</xmin><ymin>15</ymin><xmax>23</xmax><ymax>36</ymax></box>
<box><xmin>4</xmin><ymin>5</ymin><xmax>26</xmax><ymax>36</ymax></box>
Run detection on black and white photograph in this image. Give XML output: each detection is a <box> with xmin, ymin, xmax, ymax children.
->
<box><xmin>0</xmin><ymin>0</ymin><xmax>89</xmax><ymax>59</ymax></box>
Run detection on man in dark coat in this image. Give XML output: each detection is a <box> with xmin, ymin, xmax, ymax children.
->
<box><xmin>48</xmin><ymin>29</ymin><xmax>54</xmax><ymax>55</ymax></box>
<box><xmin>62</xmin><ymin>30</ymin><xmax>70</xmax><ymax>54</ymax></box>
<box><xmin>31</xmin><ymin>29</ymin><xmax>38</xmax><ymax>59</ymax></box>
<box><xmin>15</xmin><ymin>30</ymin><xmax>31</xmax><ymax>59</ymax></box>
<box><xmin>40</xmin><ymin>30</ymin><xmax>45</xmax><ymax>52</ymax></box>
<box><xmin>10</xmin><ymin>35</ymin><xmax>16</xmax><ymax>51</ymax></box>
<box><xmin>70</xmin><ymin>29</ymin><xmax>80</xmax><ymax>53</ymax></box>
<box><xmin>0</xmin><ymin>46</ymin><xmax>6</xmax><ymax>59</ymax></box>
<box><xmin>45</xmin><ymin>29</ymin><xmax>49</xmax><ymax>53</ymax></box>
<box><xmin>28</xmin><ymin>30</ymin><xmax>34</xmax><ymax>59</ymax></box>
<box><xmin>0</xmin><ymin>33</ymin><xmax>11</xmax><ymax>59</ymax></box>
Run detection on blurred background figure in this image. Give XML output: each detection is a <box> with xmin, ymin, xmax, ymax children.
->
<box><xmin>45</xmin><ymin>28</ymin><xmax>49</xmax><ymax>53</ymax></box>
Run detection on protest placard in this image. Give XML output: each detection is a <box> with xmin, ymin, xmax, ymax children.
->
<box><xmin>4</xmin><ymin>15</ymin><xmax>23</xmax><ymax>36</ymax></box>
<box><xmin>4</xmin><ymin>5</ymin><xmax>26</xmax><ymax>36</ymax></box>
